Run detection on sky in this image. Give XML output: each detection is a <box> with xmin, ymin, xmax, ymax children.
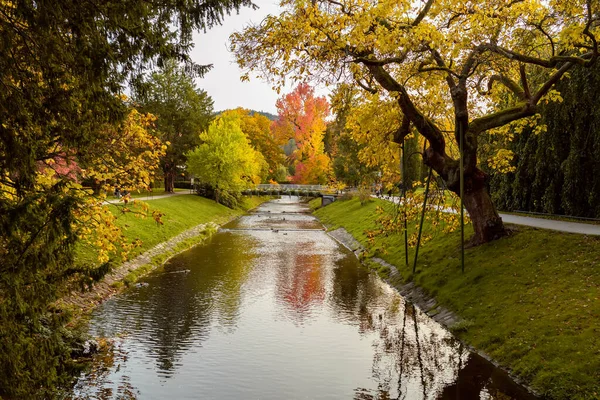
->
<box><xmin>190</xmin><ymin>0</ymin><xmax>329</xmax><ymax>114</ymax></box>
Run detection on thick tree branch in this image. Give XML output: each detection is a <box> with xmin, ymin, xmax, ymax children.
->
<box><xmin>393</xmin><ymin>114</ymin><xmax>411</xmax><ymax>144</ymax></box>
<box><xmin>487</xmin><ymin>74</ymin><xmax>526</xmax><ymax>99</ymax></box>
<box><xmin>469</xmin><ymin>103</ymin><xmax>535</xmax><ymax>135</ymax></box>
<box><xmin>531</xmin><ymin>61</ymin><xmax>574</xmax><ymax>104</ymax></box>
<box><xmin>353</xmin><ymin>55</ymin><xmax>407</xmax><ymax>66</ymax></box>
<box><xmin>520</xmin><ymin>64</ymin><xmax>531</xmax><ymax>100</ymax></box>
<box><xmin>582</xmin><ymin>0</ymin><xmax>598</xmax><ymax>66</ymax></box>
<box><xmin>461</xmin><ymin>45</ymin><xmax>487</xmax><ymax>77</ymax></box>
<box><xmin>365</xmin><ymin>63</ymin><xmax>446</xmax><ymax>155</ymax></box>
<box><xmin>484</xmin><ymin>44</ymin><xmax>593</xmax><ymax>68</ymax></box>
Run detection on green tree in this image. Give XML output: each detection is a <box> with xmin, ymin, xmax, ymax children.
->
<box><xmin>226</xmin><ymin>108</ymin><xmax>286</xmax><ymax>180</ymax></box>
<box><xmin>187</xmin><ymin>113</ymin><xmax>267</xmax><ymax>206</ymax></box>
<box><xmin>327</xmin><ymin>84</ymin><xmax>379</xmax><ymax>187</ymax></box>
<box><xmin>135</xmin><ymin>61</ymin><xmax>214</xmax><ymax>192</ymax></box>
<box><xmin>0</xmin><ymin>0</ymin><xmax>253</xmax><ymax>396</ymax></box>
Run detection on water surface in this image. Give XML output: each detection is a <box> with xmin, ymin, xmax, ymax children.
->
<box><xmin>72</xmin><ymin>197</ymin><xmax>536</xmax><ymax>400</ymax></box>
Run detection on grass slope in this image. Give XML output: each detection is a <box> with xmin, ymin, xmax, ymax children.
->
<box><xmin>314</xmin><ymin>197</ymin><xmax>600</xmax><ymax>400</ymax></box>
<box><xmin>76</xmin><ymin>195</ymin><xmax>267</xmax><ymax>266</ymax></box>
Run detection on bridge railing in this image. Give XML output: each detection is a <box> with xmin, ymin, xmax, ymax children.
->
<box><xmin>255</xmin><ymin>184</ymin><xmax>329</xmax><ymax>191</ymax></box>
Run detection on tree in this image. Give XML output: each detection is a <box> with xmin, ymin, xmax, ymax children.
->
<box><xmin>327</xmin><ymin>84</ymin><xmax>379</xmax><ymax>187</ymax></box>
<box><xmin>231</xmin><ymin>0</ymin><xmax>599</xmax><ymax>244</ymax></box>
<box><xmin>0</xmin><ymin>104</ymin><xmax>165</xmax><ymax>397</ymax></box>
<box><xmin>186</xmin><ymin>113</ymin><xmax>267</xmax><ymax>206</ymax></box>
<box><xmin>272</xmin><ymin>83</ymin><xmax>332</xmax><ymax>184</ymax></box>
<box><xmin>226</xmin><ymin>108</ymin><xmax>287</xmax><ymax>180</ymax></box>
<box><xmin>134</xmin><ymin>61</ymin><xmax>214</xmax><ymax>192</ymax></box>
<box><xmin>1</xmin><ymin>0</ymin><xmax>253</xmax><ymax>395</ymax></box>
<box><xmin>489</xmin><ymin>62</ymin><xmax>600</xmax><ymax>218</ymax></box>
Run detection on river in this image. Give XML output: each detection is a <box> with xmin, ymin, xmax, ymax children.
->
<box><xmin>70</xmin><ymin>197</ymin><xmax>536</xmax><ymax>399</ymax></box>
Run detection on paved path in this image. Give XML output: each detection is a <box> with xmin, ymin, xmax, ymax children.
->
<box><xmin>498</xmin><ymin>213</ymin><xmax>600</xmax><ymax>235</ymax></box>
<box><xmin>104</xmin><ymin>190</ymin><xmax>190</xmax><ymax>204</ymax></box>
<box><xmin>374</xmin><ymin>195</ymin><xmax>600</xmax><ymax>236</ymax></box>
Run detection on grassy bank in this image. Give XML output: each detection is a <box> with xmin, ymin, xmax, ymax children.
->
<box><xmin>76</xmin><ymin>194</ymin><xmax>268</xmax><ymax>266</ymax></box>
<box><xmin>314</xmin><ymin>197</ymin><xmax>600</xmax><ymax>400</ymax></box>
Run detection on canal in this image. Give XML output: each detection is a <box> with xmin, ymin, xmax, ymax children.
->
<box><xmin>71</xmin><ymin>197</ymin><xmax>536</xmax><ymax>399</ymax></box>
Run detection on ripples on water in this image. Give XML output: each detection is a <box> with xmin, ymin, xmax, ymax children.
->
<box><xmin>70</xmin><ymin>197</ymin><xmax>536</xmax><ymax>400</ymax></box>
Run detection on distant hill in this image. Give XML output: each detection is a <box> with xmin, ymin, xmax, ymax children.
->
<box><xmin>251</xmin><ymin>110</ymin><xmax>278</xmax><ymax>121</ymax></box>
<box><xmin>214</xmin><ymin>109</ymin><xmax>278</xmax><ymax>121</ymax></box>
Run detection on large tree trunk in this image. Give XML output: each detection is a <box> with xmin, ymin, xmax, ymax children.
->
<box><xmin>163</xmin><ymin>164</ymin><xmax>175</xmax><ymax>193</ymax></box>
<box><xmin>461</xmin><ymin>174</ymin><xmax>506</xmax><ymax>245</ymax></box>
<box><xmin>367</xmin><ymin>63</ymin><xmax>508</xmax><ymax>245</ymax></box>
<box><xmin>425</xmin><ymin>148</ymin><xmax>507</xmax><ymax>245</ymax></box>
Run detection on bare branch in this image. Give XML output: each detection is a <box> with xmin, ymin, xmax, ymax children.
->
<box><xmin>429</xmin><ymin>48</ymin><xmax>459</xmax><ymax>87</ymax></box>
<box><xmin>354</xmin><ymin>77</ymin><xmax>377</xmax><ymax>94</ymax></box>
<box><xmin>412</xmin><ymin>0</ymin><xmax>434</xmax><ymax>27</ymax></box>
<box><xmin>532</xmin><ymin>21</ymin><xmax>555</xmax><ymax>57</ymax></box>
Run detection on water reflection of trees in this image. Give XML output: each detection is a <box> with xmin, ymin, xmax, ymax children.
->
<box><xmin>274</xmin><ymin>240</ymin><xmax>326</xmax><ymax>324</ymax></box>
<box><xmin>328</xmin><ymin>256</ymin><xmax>531</xmax><ymax>400</ymax></box>
<box><xmin>88</xmin><ymin>233</ymin><xmax>257</xmax><ymax>381</ymax></box>
<box><xmin>141</xmin><ymin>233</ymin><xmax>256</xmax><ymax>375</ymax></box>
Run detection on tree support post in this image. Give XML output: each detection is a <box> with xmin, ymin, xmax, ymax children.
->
<box><xmin>402</xmin><ymin>142</ymin><xmax>409</xmax><ymax>268</ymax></box>
<box><xmin>413</xmin><ymin>167</ymin><xmax>433</xmax><ymax>274</ymax></box>
<box><xmin>459</xmin><ymin>123</ymin><xmax>465</xmax><ymax>273</ymax></box>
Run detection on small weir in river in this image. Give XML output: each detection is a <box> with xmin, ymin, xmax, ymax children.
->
<box><xmin>70</xmin><ymin>197</ymin><xmax>536</xmax><ymax>399</ymax></box>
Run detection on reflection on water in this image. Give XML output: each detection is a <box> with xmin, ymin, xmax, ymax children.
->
<box><xmin>71</xmin><ymin>197</ymin><xmax>536</xmax><ymax>399</ymax></box>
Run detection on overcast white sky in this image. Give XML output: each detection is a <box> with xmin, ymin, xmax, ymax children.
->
<box><xmin>190</xmin><ymin>0</ymin><xmax>329</xmax><ymax>114</ymax></box>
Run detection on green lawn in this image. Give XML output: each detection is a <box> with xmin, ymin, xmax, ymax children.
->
<box><xmin>314</xmin><ymin>197</ymin><xmax>600</xmax><ymax>400</ymax></box>
<box><xmin>76</xmin><ymin>195</ymin><xmax>267</xmax><ymax>267</ymax></box>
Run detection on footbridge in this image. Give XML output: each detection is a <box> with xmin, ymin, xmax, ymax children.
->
<box><xmin>243</xmin><ymin>184</ymin><xmax>339</xmax><ymax>204</ymax></box>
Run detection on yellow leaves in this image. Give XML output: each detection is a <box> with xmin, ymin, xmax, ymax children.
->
<box><xmin>540</xmin><ymin>89</ymin><xmax>564</xmax><ymax>105</ymax></box>
<box><xmin>82</xmin><ymin>108</ymin><xmax>165</xmax><ymax>193</ymax></box>
<box><xmin>487</xmin><ymin>149</ymin><xmax>516</xmax><ymax>174</ymax></box>
<box><xmin>152</xmin><ymin>210</ymin><xmax>164</xmax><ymax>225</ymax></box>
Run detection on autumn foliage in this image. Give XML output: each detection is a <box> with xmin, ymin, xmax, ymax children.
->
<box><xmin>232</xmin><ymin>0</ymin><xmax>599</xmax><ymax>244</ymax></box>
<box><xmin>273</xmin><ymin>83</ymin><xmax>331</xmax><ymax>184</ymax></box>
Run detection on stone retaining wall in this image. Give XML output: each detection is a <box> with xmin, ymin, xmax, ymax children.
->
<box><xmin>59</xmin><ymin>221</ymin><xmax>220</xmax><ymax>319</ymax></box>
<box><xmin>327</xmin><ymin>227</ymin><xmax>461</xmax><ymax>327</ymax></box>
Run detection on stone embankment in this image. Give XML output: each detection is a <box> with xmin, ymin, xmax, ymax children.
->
<box><xmin>60</xmin><ymin>222</ymin><xmax>219</xmax><ymax>318</ymax></box>
<box><xmin>326</xmin><ymin>226</ymin><xmax>538</xmax><ymax>395</ymax></box>
<box><xmin>327</xmin><ymin>227</ymin><xmax>460</xmax><ymax>327</ymax></box>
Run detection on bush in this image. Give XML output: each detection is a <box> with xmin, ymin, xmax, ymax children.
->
<box><xmin>338</xmin><ymin>192</ymin><xmax>354</xmax><ymax>201</ymax></box>
<box><xmin>174</xmin><ymin>181</ymin><xmax>192</xmax><ymax>190</ymax></box>
<box><xmin>358</xmin><ymin>186</ymin><xmax>373</xmax><ymax>205</ymax></box>
<box><xmin>215</xmin><ymin>189</ymin><xmax>241</xmax><ymax>208</ymax></box>
<box><xmin>195</xmin><ymin>183</ymin><xmax>215</xmax><ymax>198</ymax></box>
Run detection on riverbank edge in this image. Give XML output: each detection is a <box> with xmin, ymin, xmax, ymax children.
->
<box><xmin>58</xmin><ymin>198</ymin><xmax>272</xmax><ymax>325</ymax></box>
<box><xmin>323</xmin><ymin>225</ymin><xmax>541</xmax><ymax>398</ymax></box>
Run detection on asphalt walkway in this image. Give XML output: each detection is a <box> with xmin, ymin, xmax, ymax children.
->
<box><xmin>104</xmin><ymin>190</ymin><xmax>189</xmax><ymax>204</ymax></box>
<box><xmin>498</xmin><ymin>213</ymin><xmax>600</xmax><ymax>236</ymax></box>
